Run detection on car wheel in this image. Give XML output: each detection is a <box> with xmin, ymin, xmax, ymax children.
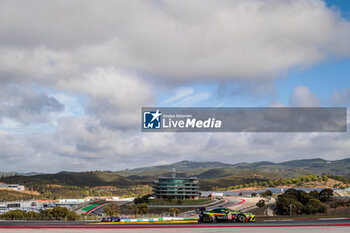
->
<box><xmin>237</xmin><ymin>214</ymin><xmax>247</xmax><ymax>222</ymax></box>
<box><xmin>202</xmin><ymin>215</ymin><xmax>212</xmax><ymax>223</ymax></box>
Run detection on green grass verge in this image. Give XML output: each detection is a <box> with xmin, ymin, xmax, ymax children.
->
<box><xmin>82</xmin><ymin>204</ymin><xmax>100</xmax><ymax>211</ymax></box>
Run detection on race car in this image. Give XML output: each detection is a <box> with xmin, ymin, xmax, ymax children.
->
<box><xmin>197</xmin><ymin>207</ymin><xmax>255</xmax><ymax>223</ymax></box>
<box><xmin>101</xmin><ymin>216</ymin><xmax>120</xmax><ymax>222</ymax></box>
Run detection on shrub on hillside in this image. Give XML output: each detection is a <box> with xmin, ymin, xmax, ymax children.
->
<box><xmin>276</xmin><ymin>188</ymin><xmax>329</xmax><ymax>215</ymax></box>
<box><xmin>256</xmin><ymin>199</ymin><xmax>265</xmax><ymax>207</ymax></box>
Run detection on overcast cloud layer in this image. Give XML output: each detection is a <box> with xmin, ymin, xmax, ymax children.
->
<box><xmin>0</xmin><ymin>0</ymin><xmax>350</xmax><ymax>172</ymax></box>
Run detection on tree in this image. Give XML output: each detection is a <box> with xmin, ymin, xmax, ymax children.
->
<box><xmin>137</xmin><ymin>203</ymin><xmax>148</xmax><ymax>215</ymax></box>
<box><xmin>130</xmin><ymin>204</ymin><xmax>138</xmax><ymax>217</ymax></box>
<box><xmin>261</xmin><ymin>190</ymin><xmax>273</xmax><ymax>197</ymax></box>
<box><xmin>51</xmin><ymin>206</ymin><xmax>70</xmax><ymax>220</ymax></box>
<box><xmin>0</xmin><ymin>210</ymin><xmax>27</xmax><ymax>220</ymax></box>
<box><xmin>322</xmin><ymin>175</ymin><xmax>329</xmax><ymax>183</ymax></box>
<box><xmin>26</xmin><ymin>211</ymin><xmax>39</xmax><ymax>220</ymax></box>
<box><xmin>251</xmin><ymin>193</ymin><xmax>257</xmax><ymax>197</ymax></box>
<box><xmin>39</xmin><ymin>209</ymin><xmax>54</xmax><ymax>220</ymax></box>
<box><xmin>130</xmin><ymin>203</ymin><xmax>148</xmax><ymax>216</ymax></box>
<box><xmin>67</xmin><ymin>212</ymin><xmax>77</xmax><ymax>221</ymax></box>
<box><xmin>84</xmin><ymin>190</ymin><xmax>90</xmax><ymax>197</ymax></box>
<box><xmin>275</xmin><ymin>188</ymin><xmax>329</xmax><ymax>215</ymax></box>
<box><xmin>304</xmin><ymin>199</ymin><xmax>327</xmax><ymax>214</ymax></box>
<box><xmin>134</xmin><ymin>194</ymin><xmax>152</xmax><ymax>204</ymax></box>
<box><xmin>319</xmin><ymin>189</ymin><xmax>333</xmax><ymax>202</ymax></box>
<box><xmin>256</xmin><ymin>199</ymin><xmax>265</xmax><ymax>207</ymax></box>
<box><xmin>268</xmin><ymin>181</ymin><xmax>275</xmax><ymax>187</ymax></box>
<box><xmin>276</xmin><ymin>197</ymin><xmax>304</xmax><ymax>215</ymax></box>
<box><xmin>309</xmin><ymin>190</ymin><xmax>319</xmax><ymax>199</ymax></box>
<box><xmin>169</xmin><ymin>208</ymin><xmax>180</xmax><ymax>216</ymax></box>
<box><xmin>103</xmin><ymin>203</ymin><xmax>120</xmax><ymax>216</ymax></box>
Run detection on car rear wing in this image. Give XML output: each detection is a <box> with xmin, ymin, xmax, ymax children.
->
<box><xmin>196</xmin><ymin>207</ymin><xmax>206</xmax><ymax>214</ymax></box>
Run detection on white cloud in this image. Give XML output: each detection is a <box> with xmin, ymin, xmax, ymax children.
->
<box><xmin>1</xmin><ymin>120</ymin><xmax>350</xmax><ymax>172</ymax></box>
<box><xmin>0</xmin><ymin>0</ymin><xmax>350</xmax><ymax>172</ymax></box>
<box><xmin>59</xmin><ymin>67</ymin><xmax>155</xmax><ymax>129</ymax></box>
<box><xmin>1</xmin><ymin>0</ymin><xmax>350</xmax><ymax>83</ymax></box>
<box><xmin>330</xmin><ymin>88</ymin><xmax>350</xmax><ymax>106</ymax></box>
<box><xmin>289</xmin><ymin>86</ymin><xmax>322</xmax><ymax>107</ymax></box>
<box><xmin>0</xmin><ymin>85</ymin><xmax>64</xmax><ymax>124</ymax></box>
<box><xmin>0</xmin><ymin>118</ymin><xmax>22</xmax><ymax>130</ymax></box>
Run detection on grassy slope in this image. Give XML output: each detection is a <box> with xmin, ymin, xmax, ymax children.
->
<box><xmin>0</xmin><ymin>171</ymin><xmax>134</xmax><ymax>187</ymax></box>
<box><xmin>0</xmin><ymin>190</ymin><xmax>39</xmax><ymax>201</ymax></box>
<box><xmin>0</xmin><ymin>158</ymin><xmax>349</xmax><ymax>192</ymax></box>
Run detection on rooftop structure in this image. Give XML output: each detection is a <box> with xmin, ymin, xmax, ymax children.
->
<box><xmin>0</xmin><ymin>184</ymin><xmax>25</xmax><ymax>191</ymax></box>
<box><xmin>152</xmin><ymin>169</ymin><xmax>200</xmax><ymax>199</ymax></box>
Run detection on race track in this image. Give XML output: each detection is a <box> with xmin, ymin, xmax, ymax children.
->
<box><xmin>0</xmin><ymin>218</ymin><xmax>349</xmax><ymax>227</ymax></box>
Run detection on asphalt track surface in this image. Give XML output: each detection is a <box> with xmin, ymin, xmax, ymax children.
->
<box><xmin>0</xmin><ymin>218</ymin><xmax>349</xmax><ymax>227</ymax></box>
<box><xmin>0</xmin><ymin>219</ymin><xmax>349</xmax><ymax>233</ymax></box>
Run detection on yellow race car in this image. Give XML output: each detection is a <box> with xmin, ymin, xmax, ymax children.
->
<box><xmin>198</xmin><ymin>207</ymin><xmax>255</xmax><ymax>223</ymax></box>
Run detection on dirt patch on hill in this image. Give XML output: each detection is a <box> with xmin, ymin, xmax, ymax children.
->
<box><xmin>227</xmin><ymin>179</ymin><xmax>347</xmax><ymax>191</ymax></box>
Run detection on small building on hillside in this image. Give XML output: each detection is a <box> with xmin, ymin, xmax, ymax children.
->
<box><xmin>0</xmin><ymin>184</ymin><xmax>25</xmax><ymax>191</ymax></box>
<box><xmin>152</xmin><ymin>169</ymin><xmax>200</xmax><ymax>199</ymax></box>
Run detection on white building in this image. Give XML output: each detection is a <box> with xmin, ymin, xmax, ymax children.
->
<box><xmin>0</xmin><ymin>184</ymin><xmax>25</xmax><ymax>191</ymax></box>
<box><xmin>0</xmin><ymin>201</ymin><xmax>42</xmax><ymax>214</ymax></box>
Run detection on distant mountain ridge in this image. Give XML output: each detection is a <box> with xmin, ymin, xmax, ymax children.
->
<box><xmin>1</xmin><ymin>158</ymin><xmax>349</xmax><ymax>189</ymax></box>
<box><xmin>0</xmin><ymin>171</ymin><xmax>134</xmax><ymax>187</ymax></box>
<box><xmin>129</xmin><ymin>160</ymin><xmax>233</xmax><ymax>172</ymax></box>
<box><xmin>127</xmin><ymin>158</ymin><xmax>350</xmax><ymax>174</ymax></box>
<box><xmin>0</xmin><ymin>172</ymin><xmax>45</xmax><ymax>178</ymax></box>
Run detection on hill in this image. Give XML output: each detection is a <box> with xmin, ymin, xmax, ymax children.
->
<box><xmin>1</xmin><ymin>158</ymin><xmax>349</xmax><ymax>191</ymax></box>
<box><xmin>0</xmin><ymin>171</ymin><xmax>134</xmax><ymax>188</ymax></box>
<box><xmin>0</xmin><ymin>190</ymin><xmax>39</xmax><ymax>202</ymax></box>
<box><xmin>119</xmin><ymin>158</ymin><xmax>350</xmax><ymax>183</ymax></box>
<box><xmin>128</xmin><ymin>160</ymin><xmax>233</xmax><ymax>172</ymax></box>
<box><xmin>122</xmin><ymin>158</ymin><xmax>350</xmax><ymax>175</ymax></box>
<box><xmin>230</xmin><ymin>158</ymin><xmax>350</xmax><ymax>177</ymax></box>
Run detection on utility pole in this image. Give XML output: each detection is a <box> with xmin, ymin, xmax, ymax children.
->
<box><xmin>290</xmin><ymin>204</ymin><xmax>292</xmax><ymax>216</ymax></box>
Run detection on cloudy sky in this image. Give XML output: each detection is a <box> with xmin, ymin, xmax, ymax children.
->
<box><xmin>0</xmin><ymin>0</ymin><xmax>350</xmax><ymax>173</ymax></box>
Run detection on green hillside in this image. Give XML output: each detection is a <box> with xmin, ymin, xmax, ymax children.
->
<box><xmin>1</xmin><ymin>158</ymin><xmax>349</xmax><ymax>191</ymax></box>
<box><xmin>125</xmin><ymin>158</ymin><xmax>350</xmax><ymax>179</ymax></box>
<box><xmin>0</xmin><ymin>190</ymin><xmax>38</xmax><ymax>201</ymax></box>
<box><xmin>119</xmin><ymin>158</ymin><xmax>350</xmax><ymax>184</ymax></box>
<box><xmin>231</xmin><ymin>158</ymin><xmax>350</xmax><ymax>176</ymax></box>
<box><xmin>0</xmin><ymin>171</ymin><xmax>134</xmax><ymax>187</ymax></box>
